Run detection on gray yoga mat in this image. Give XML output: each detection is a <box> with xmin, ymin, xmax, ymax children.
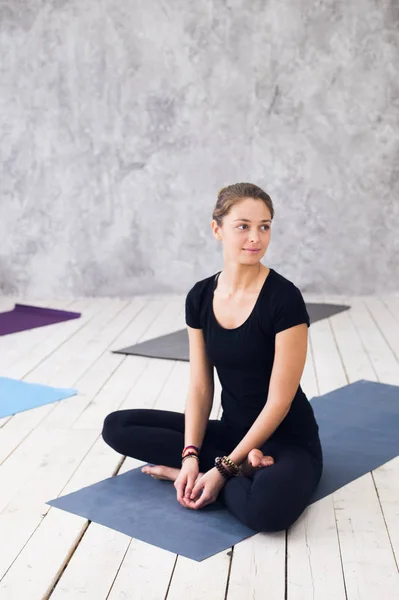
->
<box><xmin>113</xmin><ymin>303</ymin><xmax>350</xmax><ymax>361</ymax></box>
<box><xmin>48</xmin><ymin>380</ymin><xmax>399</xmax><ymax>561</ymax></box>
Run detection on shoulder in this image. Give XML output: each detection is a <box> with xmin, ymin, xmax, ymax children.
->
<box><xmin>266</xmin><ymin>269</ymin><xmax>310</xmax><ymax>333</ymax></box>
<box><xmin>269</xmin><ymin>268</ymin><xmax>300</xmax><ymax>291</ymax></box>
<box><xmin>186</xmin><ymin>272</ymin><xmax>218</xmax><ymax>300</ymax></box>
<box><xmin>267</xmin><ymin>268</ymin><xmax>306</xmax><ymax>300</ymax></box>
<box><xmin>185</xmin><ymin>272</ymin><xmax>218</xmax><ymax>329</ymax></box>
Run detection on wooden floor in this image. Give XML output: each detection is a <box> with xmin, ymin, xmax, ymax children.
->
<box><xmin>0</xmin><ymin>291</ymin><xmax>398</xmax><ymax>600</ymax></box>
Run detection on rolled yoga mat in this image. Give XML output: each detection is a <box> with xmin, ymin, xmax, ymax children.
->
<box><xmin>0</xmin><ymin>377</ymin><xmax>77</xmax><ymax>418</ymax></box>
<box><xmin>113</xmin><ymin>303</ymin><xmax>350</xmax><ymax>362</ymax></box>
<box><xmin>48</xmin><ymin>379</ymin><xmax>399</xmax><ymax>562</ymax></box>
<box><xmin>0</xmin><ymin>304</ymin><xmax>81</xmax><ymax>336</ymax></box>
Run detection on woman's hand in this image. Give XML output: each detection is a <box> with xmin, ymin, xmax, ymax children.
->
<box><xmin>184</xmin><ymin>467</ymin><xmax>227</xmax><ymax>510</ymax></box>
<box><xmin>174</xmin><ymin>458</ymin><xmax>200</xmax><ymax>508</ymax></box>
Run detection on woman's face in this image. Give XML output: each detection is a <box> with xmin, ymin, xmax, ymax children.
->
<box><xmin>212</xmin><ymin>197</ymin><xmax>272</xmax><ymax>264</ymax></box>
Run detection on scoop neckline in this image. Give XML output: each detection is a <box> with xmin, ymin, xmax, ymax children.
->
<box><xmin>211</xmin><ymin>268</ymin><xmax>274</xmax><ymax>331</ymax></box>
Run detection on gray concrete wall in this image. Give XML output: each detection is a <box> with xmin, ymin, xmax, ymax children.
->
<box><xmin>1</xmin><ymin>0</ymin><xmax>398</xmax><ymax>298</ymax></box>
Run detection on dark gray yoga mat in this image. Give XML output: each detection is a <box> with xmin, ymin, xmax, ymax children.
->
<box><xmin>113</xmin><ymin>303</ymin><xmax>350</xmax><ymax>361</ymax></box>
<box><xmin>48</xmin><ymin>380</ymin><xmax>399</xmax><ymax>561</ymax></box>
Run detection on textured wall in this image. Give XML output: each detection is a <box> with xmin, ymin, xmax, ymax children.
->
<box><xmin>0</xmin><ymin>0</ymin><xmax>398</xmax><ymax>298</ymax></box>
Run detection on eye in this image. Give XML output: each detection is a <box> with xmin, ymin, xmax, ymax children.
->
<box><xmin>237</xmin><ymin>224</ymin><xmax>270</xmax><ymax>231</ymax></box>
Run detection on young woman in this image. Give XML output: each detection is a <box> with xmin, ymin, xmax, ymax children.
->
<box><xmin>102</xmin><ymin>182</ymin><xmax>323</xmax><ymax>532</ymax></box>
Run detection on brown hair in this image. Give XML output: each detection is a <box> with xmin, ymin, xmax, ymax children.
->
<box><xmin>212</xmin><ymin>182</ymin><xmax>274</xmax><ymax>226</ymax></box>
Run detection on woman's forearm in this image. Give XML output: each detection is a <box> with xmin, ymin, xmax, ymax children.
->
<box><xmin>184</xmin><ymin>387</ymin><xmax>213</xmax><ymax>450</ymax></box>
<box><xmin>228</xmin><ymin>397</ymin><xmax>291</xmax><ymax>466</ymax></box>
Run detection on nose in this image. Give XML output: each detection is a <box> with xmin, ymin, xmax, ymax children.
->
<box><xmin>249</xmin><ymin>229</ymin><xmax>260</xmax><ymax>243</ymax></box>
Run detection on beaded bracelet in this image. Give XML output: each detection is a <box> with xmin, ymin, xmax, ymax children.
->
<box><xmin>222</xmin><ymin>456</ymin><xmax>240</xmax><ymax>476</ymax></box>
<box><xmin>214</xmin><ymin>456</ymin><xmax>241</xmax><ymax>478</ymax></box>
<box><xmin>215</xmin><ymin>457</ymin><xmax>235</xmax><ymax>480</ymax></box>
<box><xmin>215</xmin><ymin>459</ymin><xmax>233</xmax><ymax>480</ymax></box>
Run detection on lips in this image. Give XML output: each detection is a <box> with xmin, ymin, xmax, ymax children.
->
<box><xmin>244</xmin><ymin>248</ymin><xmax>260</xmax><ymax>251</ymax></box>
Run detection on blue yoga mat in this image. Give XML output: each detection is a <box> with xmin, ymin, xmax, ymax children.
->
<box><xmin>48</xmin><ymin>380</ymin><xmax>399</xmax><ymax>561</ymax></box>
<box><xmin>0</xmin><ymin>377</ymin><xmax>77</xmax><ymax>418</ymax></box>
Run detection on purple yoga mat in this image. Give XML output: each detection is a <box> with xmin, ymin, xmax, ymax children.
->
<box><xmin>0</xmin><ymin>304</ymin><xmax>81</xmax><ymax>336</ymax></box>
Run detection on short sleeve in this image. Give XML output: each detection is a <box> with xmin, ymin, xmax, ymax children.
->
<box><xmin>185</xmin><ymin>285</ymin><xmax>202</xmax><ymax>329</ymax></box>
<box><xmin>272</xmin><ymin>285</ymin><xmax>310</xmax><ymax>334</ymax></box>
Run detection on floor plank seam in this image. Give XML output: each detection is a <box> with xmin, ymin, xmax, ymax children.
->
<box><xmin>0</xmin><ymin>299</ymin><xmax>156</xmax><ymax>465</ymax></box>
<box><xmin>0</xmin><ymin>301</ymin><xmax>130</xmax><ymax>446</ymax></box>
<box><xmin>370</xmin><ymin>471</ymin><xmax>399</xmax><ymax>572</ymax></box>
<box><xmin>21</xmin><ymin>301</ymin><xmax>112</xmax><ymax>380</ymax></box>
<box><xmin>364</xmin><ymin>299</ymin><xmax>399</xmax><ymax>364</ymax></box>
<box><xmin>381</xmin><ymin>297</ymin><xmax>399</xmax><ymax>325</ymax></box>
<box><xmin>333</xmin><ymin>498</ymin><xmax>349</xmax><ymax>600</ymax></box>
<box><xmin>45</xmin><ymin>521</ymin><xmax>91</xmax><ymax>599</ymax></box>
<box><xmin>223</xmin><ymin>545</ymin><xmax>234</xmax><ymax>600</ymax></box>
<box><xmin>104</xmin><ymin>538</ymin><xmax>132</xmax><ymax>600</ymax></box>
<box><xmin>284</xmin><ymin>529</ymin><xmax>288</xmax><ymax>600</ymax></box>
<box><xmin>308</xmin><ymin>332</ymin><xmax>319</xmax><ymax>394</ymax></box>
<box><xmin>0</xmin><ymin>512</ymin><xmax>45</xmax><ymax>584</ymax></box>
<box><xmin>164</xmin><ymin>555</ymin><xmax>179</xmax><ymax>600</ymax></box>
<box><xmin>346</xmin><ymin>305</ymin><xmax>379</xmax><ymax>381</ymax></box>
<box><xmin>68</xmin><ymin>355</ymin><xmax>128</xmax><ymax>428</ymax></box>
<box><xmin>327</xmin><ymin>317</ymin><xmax>350</xmax><ymax>383</ymax></box>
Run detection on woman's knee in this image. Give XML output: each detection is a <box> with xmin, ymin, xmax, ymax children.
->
<box><xmin>224</xmin><ymin>468</ymin><xmax>316</xmax><ymax>532</ymax></box>
<box><xmin>222</xmin><ymin>477</ymin><xmax>293</xmax><ymax>532</ymax></box>
<box><xmin>244</xmin><ymin>498</ymin><xmax>299</xmax><ymax>532</ymax></box>
<box><xmin>102</xmin><ymin>410</ymin><xmax>125</xmax><ymax>447</ymax></box>
<box><xmin>102</xmin><ymin>408</ymin><xmax>161</xmax><ymax>450</ymax></box>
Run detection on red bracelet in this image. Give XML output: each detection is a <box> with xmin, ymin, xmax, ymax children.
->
<box><xmin>182</xmin><ymin>445</ymin><xmax>200</xmax><ymax>457</ymax></box>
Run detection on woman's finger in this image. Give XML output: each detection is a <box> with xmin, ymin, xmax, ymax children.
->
<box><xmin>175</xmin><ymin>479</ymin><xmax>186</xmax><ymax>502</ymax></box>
<box><xmin>184</xmin><ymin>475</ymin><xmax>196</xmax><ymax>499</ymax></box>
<box><xmin>187</xmin><ymin>478</ymin><xmax>203</xmax><ymax>500</ymax></box>
<box><xmin>192</xmin><ymin>494</ymin><xmax>212</xmax><ymax>510</ymax></box>
<box><xmin>201</xmin><ymin>498</ymin><xmax>214</xmax><ymax>509</ymax></box>
<box><xmin>190</xmin><ymin>481</ymin><xmax>200</xmax><ymax>499</ymax></box>
<box><xmin>177</xmin><ymin>489</ymin><xmax>190</xmax><ymax>507</ymax></box>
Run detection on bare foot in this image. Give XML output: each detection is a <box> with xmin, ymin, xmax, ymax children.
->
<box><xmin>240</xmin><ymin>449</ymin><xmax>274</xmax><ymax>478</ymax></box>
<box><xmin>141</xmin><ymin>464</ymin><xmax>205</xmax><ymax>482</ymax></box>
<box><xmin>141</xmin><ymin>465</ymin><xmax>180</xmax><ymax>481</ymax></box>
<box><xmin>141</xmin><ymin>450</ymin><xmax>274</xmax><ymax>482</ymax></box>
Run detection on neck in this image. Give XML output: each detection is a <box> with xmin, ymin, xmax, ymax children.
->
<box><xmin>219</xmin><ymin>263</ymin><xmax>266</xmax><ymax>293</ymax></box>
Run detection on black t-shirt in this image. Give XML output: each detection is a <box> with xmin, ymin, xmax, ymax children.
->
<box><xmin>185</xmin><ymin>268</ymin><xmax>320</xmax><ymax>445</ymax></box>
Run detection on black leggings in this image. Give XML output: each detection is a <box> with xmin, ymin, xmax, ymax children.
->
<box><xmin>102</xmin><ymin>408</ymin><xmax>323</xmax><ymax>533</ymax></box>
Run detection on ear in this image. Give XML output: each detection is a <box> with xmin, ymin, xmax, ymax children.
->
<box><xmin>211</xmin><ymin>220</ymin><xmax>222</xmax><ymax>240</ymax></box>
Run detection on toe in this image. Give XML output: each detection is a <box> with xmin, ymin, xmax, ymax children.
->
<box><xmin>248</xmin><ymin>449</ymin><xmax>263</xmax><ymax>467</ymax></box>
<box><xmin>142</xmin><ymin>466</ymin><xmax>155</xmax><ymax>475</ymax></box>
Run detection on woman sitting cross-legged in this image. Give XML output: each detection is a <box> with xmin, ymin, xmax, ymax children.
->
<box><xmin>102</xmin><ymin>182</ymin><xmax>323</xmax><ymax>533</ymax></box>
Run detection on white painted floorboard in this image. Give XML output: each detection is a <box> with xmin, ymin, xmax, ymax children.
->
<box><xmin>0</xmin><ymin>293</ymin><xmax>397</xmax><ymax>599</ymax></box>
